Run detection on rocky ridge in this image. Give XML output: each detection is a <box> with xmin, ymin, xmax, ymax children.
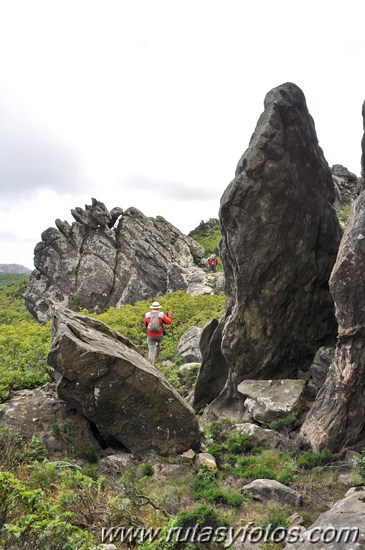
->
<box><xmin>25</xmin><ymin>200</ymin><xmax>213</xmax><ymax>323</ymax></box>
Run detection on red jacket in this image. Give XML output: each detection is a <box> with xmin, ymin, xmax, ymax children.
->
<box><xmin>208</xmin><ymin>256</ymin><xmax>219</xmax><ymax>267</ymax></box>
<box><xmin>144</xmin><ymin>310</ymin><xmax>173</xmax><ymax>337</ymax></box>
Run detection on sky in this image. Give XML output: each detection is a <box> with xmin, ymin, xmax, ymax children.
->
<box><xmin>0</xmin><ymin>0</ymin><xmax>364</xmax><ymax>269</ymax></box>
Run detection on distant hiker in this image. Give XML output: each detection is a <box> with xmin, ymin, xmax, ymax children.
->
<box><xmin>144</xmin><ymin>301</ymin><xmax>173</xmax><ymax>365</ymax></box>
<box><xmin>207</xmin><ymin>254</ymin><xmax>219</xmax><ymax>272</ymax></box>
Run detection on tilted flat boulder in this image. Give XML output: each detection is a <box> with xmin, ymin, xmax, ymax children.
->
<box><xmin>300</xmin><ymin>189</ymin><xmax>365</xmax><ymax>451</ymax></box>
<box><xmin>237</xmin><ymin>379</ymin><xmax>306</xmax><ymax>423</ymax></box>
<box><xmin>241</xmin><ymin>479</ymin><xmax>302</xmax><ymax>506</ymax></box>
<box><xmin>47</xmin><ymin>307</ymin><xmax>201</xmax><ymax>457</ymax></box>
<box><xmin>25</xmin><ymin>199</ymin><xmax>206</xmax><ymax>322</ymax></box>
<box><xmin>194</xmin><ymin>82</ymin><xmax>342</xmax><ymax>413</ymax></box>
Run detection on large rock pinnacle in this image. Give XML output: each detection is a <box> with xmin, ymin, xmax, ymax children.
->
<box><xmin>194</xmin><ymin>82</ymin><xmax>342</xmax><ymax>414</ymax></box>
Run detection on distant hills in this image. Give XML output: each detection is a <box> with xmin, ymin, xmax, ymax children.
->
<box><xmin>0</xmin><ymin>264</ymin><xmax>32</xmax><ymax>274</ymax></box>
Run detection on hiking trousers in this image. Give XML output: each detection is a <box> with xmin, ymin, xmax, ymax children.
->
<box><xmin>147</xmin><ymin>335</ymin><xmax>163</xmax><ymax>365</ymax></box>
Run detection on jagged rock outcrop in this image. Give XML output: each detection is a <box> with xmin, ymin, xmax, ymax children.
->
<box><xmin>300</xmin><ymin>190</ymin><xmax>365</xmax><ymax>452</ymax></box>
<box><xmin>25</xmin><ymin>199</ymin><xmax>208</xmax><ymax>322</ymax></box>
<box><xmin>193</xmin><ymin>82</ymin><xmax>342</xmax><ymax>414</ymax></box>
<box><xmin>47</xmin><ymin>307</ymin><xmax>201</xmax><ymax>457</ymax></box>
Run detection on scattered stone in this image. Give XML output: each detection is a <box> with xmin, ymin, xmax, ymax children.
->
<box><xmin>98</xmin><ymin>453</ymin><xmax>133</xmax><ymax>476</ymax></box>
<box><xmin>48</xmin><ymin>307</ymin><xmax>201</xmax><ymax>457</ymax></box>
<box><xmin>195</xmin><ymin>452</ymin><xmax>217</xmax><ymax>470</ymax></box>
<box><xmin>237</xmin><ymin>379</ymin><xmax>306</xmax><ymax>423</ymax></box>
<box><xmin>182</xmin><ymin>449</ymin><xmax>196</xmax><ymax>460</ymax></box>
<box><xmin>241</xmin><ymin>479</ymin><xmax>302</xmax><ymax>506</ymax></box>
<box><xmin>153</xmin><ymin>463</ymin><xmax>191</xmax><ymax>479</ymax></box>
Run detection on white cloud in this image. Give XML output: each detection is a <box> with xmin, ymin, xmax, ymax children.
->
<box><xmin>0</xmin><ymin>0</ymin><xmax>364</xmax><ymax>267</ymax></box>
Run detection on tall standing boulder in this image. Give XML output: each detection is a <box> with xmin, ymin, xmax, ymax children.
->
<box><xmin>194</xmin><ymin>82</ymin><xmax>342</xmax><ymax>413</ymax></box>
<box><xmin>25</xmin><ymin>199</ymin><xmax>207</xmax><ymax>322</ymax></box>
<box><xmin>47</xmin><ymin>307</ymin><xmax>201</xmax><ymax>457</ymax></box>
<box><xmin>299</xmin><ymin>189</ymin><xmax>365</xmax><ymax>451</ymax></box>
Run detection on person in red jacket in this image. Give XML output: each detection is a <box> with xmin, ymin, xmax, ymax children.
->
<box><xmin>207</xmin><ymin>254</ymin><xmax>219</xmax><ymax>272</ymax></box>
<box><xmin>144</xmin><ymin>301</ymin><xmax>173</xmax><ymax>365</ymax></box>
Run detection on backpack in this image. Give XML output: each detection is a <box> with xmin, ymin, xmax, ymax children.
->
<box><xmin>148</xmin><ymin>311</ymin><xmax>161</xmax><ymax>332</ymax></box>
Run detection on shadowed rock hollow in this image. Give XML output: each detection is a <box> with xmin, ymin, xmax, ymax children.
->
<box><xmin>194</xmin><ymin>82</ymin><xmax>342</xmax><ymax>414</ymax></box>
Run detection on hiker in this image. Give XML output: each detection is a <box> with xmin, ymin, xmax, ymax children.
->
<box><xmin>207</xmin><ymin>254</ymin><xmax>219</xmax><ymax>272</ymax></box>
<box><xmin>144</xmin><ymin>301</ymin><xmax>173</xmax><ymax>365</ymax></box>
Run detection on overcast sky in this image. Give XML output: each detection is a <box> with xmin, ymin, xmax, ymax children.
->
<box><xmin>0</xmin><ymin>0</ymin><xmax>364</xmax><ymax>269</ymax></box>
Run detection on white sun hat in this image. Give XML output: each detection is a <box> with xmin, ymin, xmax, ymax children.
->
<box><xmin>150</xmin><ymin>301</ymin><xmax>161</xmax><ymax>309</ymax></box>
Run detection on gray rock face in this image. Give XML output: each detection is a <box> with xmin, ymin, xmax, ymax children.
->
<box><xmin>25</xmin><ymin>198</ymin><xmax>206</xmax><ymax>322</ymax></box>
<box><xmin>306</xmin><ymin>346</ymin><xmax>334</xmax><ymax>398</ymax></box>
<box><xmin>0</xmin><ymin>384</ymin><xmax>102</xmax><ymax>459</ymax></box>
<box><xmin>177</xmin><ymin>326</ymin><xmax>203</xmax><ymax>363</ymax></box>
<box><xmin>300</xmin><ymin>190</ymin><xmax>365</xmax><ymax>452</ymax></box>
<box><xmin>194</xmin><ymin>82</ymin><xmax>342</xmax><ymax>413</ymax></box>
<box><xmin>237</xmin><ymin>379</ymin><xmax>306</xmax><ymax>423</ymax></box>
<box><xmin>47</xmin><ymin>307</ymin><xmax>201</xmax><ymax>457</ymax></box>
<box><xmin>241</xmin><ymin>479</ymin><xmax>302</xmax><ymax>506</ymax></box>
<box><xmin>193</xmin><ymin>318</ymin><xmax>230</xmax><ymax>412</ymax></box>
<box><xmin>284</xmin><ymin>486</ymin><xmax>365</xmax><ymax>549</ymax></box>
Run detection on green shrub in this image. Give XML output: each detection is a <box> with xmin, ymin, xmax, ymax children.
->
<box><xmin>139</xmin><ymin>463</ymin><xmax>154</xmax><ymax>477</ymax></box>
<box><xmin>0</xmin><ymin>426</ymin><xmax>26</xmax><ymax>470</ymax></box>
<box><xmin>0</xmin><ymin>273</ymin><xmax>29</xmax><ymax>291</ymax></box>
<box><xmin>0</xmin><ymin>471</ymin><xmax>95</xmax><ymax>549</ymax></box>
<box><xmin>204</xmin><ymin>419</ymin><xmax>235</xmax><ymax>444</ymax></box>
<box><xmin>234</xmin><ymin>450</ymin><xmax>297</xmax><ymax>484</ymax></box>
<box><xmin>226</xmin><ymin>431</ymin><xmax>252</xmax><ymax>454</ymax></box>
<box><xmin>297</xmin><ymin>449</ymin><xmax>334</xmax><ymax>470</ymax></box>
<box><xmin>79</xmin><ymin>442</ymin><xmax>98</xmax><ymax>463</ymax></box>
<box><xmin>189</xmin><ymin>219</ymin><xmax>222</xmax><ymax>257</ymax></box>
<box><xmin>174</xmin><ymin>502</ymin><xmax>229</xmax><ymax>529</ymax></box>
<box><xmin>353</xmin><ymin>450</ymin><xmax>365</xmax><ymax>482</ymax></box>
<box><xmin>0</xmin><ymin>293</ymin><xmax>51</xmax><ymax>401</ymax></box>
<box><xmin>257</xmin><ymin>503</ymin><xmax>290</xmax><ymax>532</ymax></box>
<box><xmin>25</xmin><ymin>434</ymin><xmax>48</xmax><ymax>461</ymax></box>
<box><xmin>337</xmin><ymin>204</ymin><xmax>351</xmax><ymax>229</ymax></box>
<box><xmin>268</xmin><ymin>415</ymin><xmax>300</xmax><ymax>432</ymax></box>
